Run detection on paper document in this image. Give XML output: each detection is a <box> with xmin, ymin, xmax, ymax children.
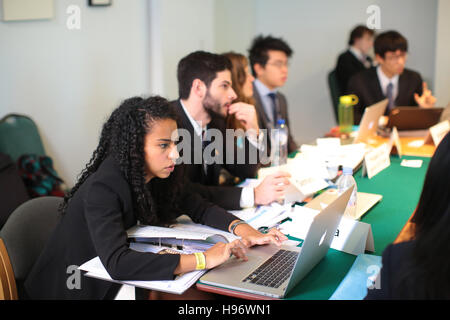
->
<box><xmin>79</xmin><ymin>247</ymin><xmax>206</xmax><ymax>295</ymax></box>
<box><xmin>230</xmin><ymin>203</ymin><xmax>292</xmax><ymax>230</ymax></box>
<box><xmin>127</xmin><ymin>221</ymin><xmax>232</xmax><ymax>245</ymax></box>
<box><xmin>400</xmin><ymin>159</ymin><xmax>423</xmax><ymax>168</ymax></box>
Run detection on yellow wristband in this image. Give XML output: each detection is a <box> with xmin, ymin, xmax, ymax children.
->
<box><xmin>194</xmin><ymin>252</ymin><xmax>206</xmax><ymax>270</ymax></box>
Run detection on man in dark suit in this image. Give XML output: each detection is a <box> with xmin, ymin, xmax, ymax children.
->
<box><xmin>172</xmin><ymin>51</ymin><xmax>290</xmax><ymax>210</ymax></box>
<box><xmin>347</xmin><ymin>30</ymin><xmax>436</xmax><ymax>124</ymax></box>
<box><xmin>335</xmin><ymin>25</ymin><xmax>375</xmax><ymax>92</ymax></box>
<box><xmin>248</xmin><ymin>35</ymin><xmax>298</xmax><ymax>155</ymax></box>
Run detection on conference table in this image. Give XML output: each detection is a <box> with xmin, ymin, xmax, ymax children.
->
<box><xmin>197</xmin><ymin>135</ymin><xmax>435</xmax><ymax>300</ymax></box>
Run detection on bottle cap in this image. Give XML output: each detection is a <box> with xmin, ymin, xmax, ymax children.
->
<box><xmin>343</xmin><ymin>167</ymin><xmax>353</xmax><ymax>175</ymax></box>
<box><xmin>277</xmin><ymin>119</ymin><xmax>286</xmax><ymax>125</ymax></box>
<box><xmin>339</xmin><ymin>95</ymin><xmax>359</xmax><ymax>106</ymax></box>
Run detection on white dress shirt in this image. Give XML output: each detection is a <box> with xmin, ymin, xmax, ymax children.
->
<box><xmin>254</xmin><ymin>79</ymin><xmax>278</xmax><ymax>126</ymax></box>
<box><xmin>376</xmin><ymin>66</ymin><xmax>399</xmax><ymax>101</ymax></box>
<box><xmin>349</xmin><ymin>46</ymin><xmax>372</xmax><ymax>68</ymax></box>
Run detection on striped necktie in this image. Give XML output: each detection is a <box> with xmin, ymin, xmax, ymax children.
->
<box><xmin>268</xmin><ymin>92</ymin><xmax>279</xmax><ymax>126</ymax></box>
<box><xmin>201</xmin><ymin>128</ymin><xmax>211</xmax><ymax>174</ymax></box>
<box><xmin>386</xmin><ymin>82</ymin><xmax>394</xmax><ymax>113</ymax></box>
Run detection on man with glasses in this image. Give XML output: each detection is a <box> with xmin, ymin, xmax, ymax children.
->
<box><xmin>347</xmin><ymin>30</ymin><xmax>436</xmax><ymax>124</ymax></box>
<box><xmin>248</xmin><ymin>35</ymin><xmax>298</xmax><ymax>154</ymax></box>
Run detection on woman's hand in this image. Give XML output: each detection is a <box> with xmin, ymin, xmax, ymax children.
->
<box><xmin>203</xmin><ymin>239</ymin><xmax>248</xmax><ymax>269</ymax></box>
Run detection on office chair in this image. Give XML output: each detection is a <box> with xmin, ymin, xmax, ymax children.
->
<box><xmin>0</xmin><ymin>197</ymin><xmax>63</xmax><ymax>300</ymax></box>
<box><xmin>328</xmin><ymin>70</ymin><xmax>342</xmax><ymax>124</ymax></box>
<box><xmin>0</xmin><ymin>113</ymin><xmax>46</xmax><ymax>162</ymax></box>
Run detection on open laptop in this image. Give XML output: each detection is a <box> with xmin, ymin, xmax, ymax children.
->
<box><xmin>387</xmin><ymin>107</ymin><xmax>443</xmax><ymax>130</ymax></box>
<box><xmin>354</xmin><ymin>99</ymin><xmax>388</xmax><ymax>143</ymax></box>
<box><xmin>199</xmin><ymin>186</ymin><xmax>354</xmax><ymax>299</ymax></box>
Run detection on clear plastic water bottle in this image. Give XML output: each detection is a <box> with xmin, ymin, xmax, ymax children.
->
<box><xmin>336</xmin><ymin>167</ymin><xmax>357</xmax><ymax>218</ymax></box>
<box><xmin>272</xmin><ymin>119</ymin><xmax>288</xmax><ymax>166</ymax></box>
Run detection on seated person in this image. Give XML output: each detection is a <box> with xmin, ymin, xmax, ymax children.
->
<box><xmin>24</xmin><ymin>96</ymin><xmax>286</xmax><ymax>299</ymax></box>
<box><xmin>171</xmin><ymin>51</ymin><xmax>291</xmax><ymax>210</ymax></box>
<box><xmin>335</xmin><ymin>25</ymin><xmax>375</xmax><ymax>92</ymax></box>
<box><xmin>248</xmin><ymin>35</ymin><xmax>298</xmax><ymax>154</ymax></box>
<box><xmin>365</xmin><ymin>132</ymin><xmax>450</xmax><ymax>299</ymax></box>
<box><xmin>347</xmin><ymin>30</ymin><xmax>436</xmax><ymax>124</ymax></box>
<box><xmin>440</xmin><ymin>101</ymin><xmax>450</xmax><ymax>122</ymax></box>
<box><xmin>221</xmin><ymin>52</ymin><xmax>257</xmax><ymax>131</ymax></box>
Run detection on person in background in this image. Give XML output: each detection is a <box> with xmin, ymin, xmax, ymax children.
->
<box><xmin>24</xmin><ymin>96</ymin><xmax>287</xmax><ymax>299</ymax></box>
<box><xmin>221</xmin><ymin>52</ymin><xmax>257</xmax><ymax>131</ymax></box>
<box><xmin>365</xmin><ymin>132</ymin><xmax>450</xmax><ymax>299</ymax></box>
<box><xmin>248</xmin><ymin>35</ymin><xmax>298</xmax><ymax>154</ymax></box>
<box><xmin>335</xmin><ymin>25</ymin><xmax>375</xmax><ymax>92</ymax></box>
<box><xmin>347</xmin><ymin>30</ymin><xmax>436</xmax><ymax>124</ymax></box>
<box><xmin>440</xmin><ymin>101</ymin><xmax>450</xmax><ymax>122</ymax></box>
<box><xmin>171</xmin><ymin>51</ymin><xmax>291</xmax><ymax>210</ymax></box>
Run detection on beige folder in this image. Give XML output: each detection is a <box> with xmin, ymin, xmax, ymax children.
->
<box><xmin>305</xmin><ymin>188</ymin><xmax>382</xmax><ymax>220</ymax></box>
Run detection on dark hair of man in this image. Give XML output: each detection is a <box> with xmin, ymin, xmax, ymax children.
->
<box><xmin>177</xmin><ymin>51</ymin><xmax>232</xmax><ymax>100</ymax></box>
<box><xmin>374</xmin><ymin>30</ymin><xmax>408</xmax><ymax>58</ymax></box>
<box><xmin>248</xmin><ymin>35</ymin><xmax>293</xmax><ymax>76</ymax></box>
<box><xmin>348</xmin><ymin>25</ymin><xmax>375</xmax><ymax>45</ymax></box>
<box><xmin>61</xmin><ymin>96</ymin><xmax>184</xmax><ymax>226</ymax></box>
<box><xmin>397</xmin><ymin>132</ymin><xmax>450</xmax><ymax>298</ymax></box>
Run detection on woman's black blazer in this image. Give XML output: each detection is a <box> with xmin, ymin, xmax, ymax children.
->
<box><xmin>24</xmin><ymin>156</ymin><xmax>238</xmax><ymax>299</ymax></box>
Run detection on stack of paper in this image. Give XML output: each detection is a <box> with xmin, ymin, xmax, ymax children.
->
<box><xmin>79</xmin><ymin>243</ymin><xmax>206</xmax><ymax>295</ymax></box>
<box><xmin>230</xmin><ymin>202</ymin><xmax>292</xmax><ymax>230</ymax></box>
<box><xmin>299</xmin><ymin>138</ymin><xmax>368</xmax><ymax>173</ymax></box>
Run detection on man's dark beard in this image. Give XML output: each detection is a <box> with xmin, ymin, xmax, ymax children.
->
<box><xmin>203</xmin><ymin>91</ymin><xmax>226</xmax><ymax>120</ymax></box>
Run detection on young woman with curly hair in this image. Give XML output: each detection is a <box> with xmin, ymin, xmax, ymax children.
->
<box><xmin>24</xmin><ymin>96</ymin><xmax>286</xmax><ymax>300</ymax></box>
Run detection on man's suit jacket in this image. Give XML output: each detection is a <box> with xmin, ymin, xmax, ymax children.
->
<box><xmin>171</xmin><ymin>100</ymin><xmax>260</xmax><ymax>210</ymax></box>
<box><xmin>24</xmin><ymin>156</ymin><xmax>238</xmax><ymax>299</ymax></box>
<box><xmin>252</xmin><ymin>84</ymin><xmax>298</xmax><ymax>155</ymax></box>
<box><xmin>347</xmin><ymin>67</ymin><xmax>423</xmax><ymax>124</ymax></box>
<box><xmin>335</xmin><ymin>49</ymin><xmax>373</xmax><ymax>92</ymax></box>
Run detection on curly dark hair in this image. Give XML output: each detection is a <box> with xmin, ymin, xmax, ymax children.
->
<box><xmin>61</xmin><ymin>96</ymin><xmax>183</xmax><ymax>226</ymax></box>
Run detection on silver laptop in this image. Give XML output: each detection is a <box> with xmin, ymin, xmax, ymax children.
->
<box><xmin>354</xmin><ymin>99</ymin><xmax>388</xmax><ymax>143</ymax></box>
<box><xmin>199</xmin><ymin>186</ymin><xmax>354</xmax><ymax>299</ymax></box>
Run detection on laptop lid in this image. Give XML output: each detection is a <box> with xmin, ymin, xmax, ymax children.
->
<box><xmin>387</xmin><ymin>107</ymin><xmax>444</xmax><ymax>130</ymax></box>
<box><xmin>284</xmin><ymin>186</ymin><xmax>353</xmax><ymax>294</ymax></box>
<box><xmin>355</xmin><ymin>99</ymin><xmax>388</xmax><ymax>143</ymax></box>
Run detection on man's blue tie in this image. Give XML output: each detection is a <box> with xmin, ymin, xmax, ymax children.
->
<box><xmin>386</xmin><ymin>82</ymin><xmax>394</xmax><ymax>113</ymax></box>
<box><xmin>268</xmin><ymin>92</ymin><xmax>279</xmax><ymax>126</ymax></box>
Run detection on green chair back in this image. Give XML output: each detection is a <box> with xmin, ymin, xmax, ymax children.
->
<box><xmin>0</xmin><ymin>114</ymin><xmax>46</xmax><ymax>162</ymax></box>
<box><xmin>328</xmin><ymin>70</ymin><xmax>342</xmax><ymax>124</ymax></box>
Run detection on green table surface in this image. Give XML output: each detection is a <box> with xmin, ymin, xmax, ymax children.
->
<box><xmin>285</xmin><ymin>155</ymin><xmax>430</xmax><ymax>299</ymax></box>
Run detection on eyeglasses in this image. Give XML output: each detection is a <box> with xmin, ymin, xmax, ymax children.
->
<box><xmin>266</xmin><ymin>61</ymin><xmax>290</xmax><ymax>69</ymax></box>
<box><xmin>385</xmin><ymin>52</ymin><xmax>408</xmax><ymax>61</ymax></box>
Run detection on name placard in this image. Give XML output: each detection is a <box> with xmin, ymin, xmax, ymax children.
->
<box><xmin>389</xmin><ymin>126</ymin><xmax>403</xmax><ymax>157</ymax></box>
<box><xmin>362</xmin><ymin>143</ymin><xmax>391</xmax><ymax>179</ymax></box>
<box><xmin>427</xmin><ymin>120</ymin><xmax>450</xmax><ymax>146</ymax></box>
<box><xmin>280</xmin><ymin>207</ymin><xmax>375</xmax><ymax>256</ymax></box>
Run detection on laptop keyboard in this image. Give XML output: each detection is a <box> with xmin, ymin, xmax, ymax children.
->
<box><xmin>242</xmin><ymin>249</ymin><xmax>299</xmax><ymax>288</ymax></box>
